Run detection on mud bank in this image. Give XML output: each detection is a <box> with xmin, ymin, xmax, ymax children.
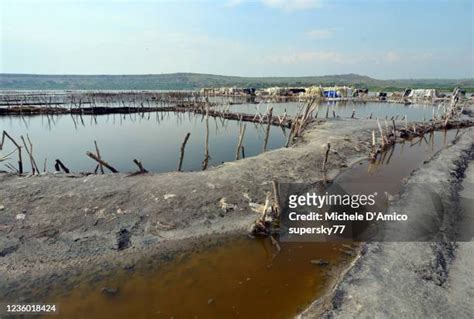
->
<box><xmin>313</xmin><ymin>128</ymin><xmax>474</xmax><ymax>318</ymax></box>
<box><xmin>0</xmin><ymin>119</ymin><xmax>378</xmax><ymax>301</ymax></box>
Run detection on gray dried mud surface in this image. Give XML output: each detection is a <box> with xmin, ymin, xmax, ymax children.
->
<box><xmin>0</xmin><ymin>119</ymin><xmax>377</xmax><ymax>301</ymax></box>
<box><xmin>319</xmin><ymin>128</ymin><xmax>474</xmax><ymax>319</ymax></box>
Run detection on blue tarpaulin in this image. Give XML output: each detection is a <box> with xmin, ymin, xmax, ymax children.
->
<box><xmin>324</xmin><ymin>90</ymin><xmax>339</xmax><ymax>98</ymax></box>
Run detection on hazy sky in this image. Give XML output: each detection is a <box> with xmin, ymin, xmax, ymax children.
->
<box><xmin>1</xmin><ymin>0</ymin><xmax>473</xmax><ymax>78</ymax></box>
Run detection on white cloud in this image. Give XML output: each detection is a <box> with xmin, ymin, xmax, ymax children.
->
<box><xmin>306</xmin><ymin>28</ymin><xmax>334</xmax><ymax>39</ymax></box>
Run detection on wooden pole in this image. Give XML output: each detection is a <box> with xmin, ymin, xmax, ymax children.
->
<box><xmin>285</xmin><ymin>124</ymin><xmax>294</xmax><ymax>148</ymax></box>
<box><xmin>94</xmin><ymin>141</ymin><xmax>104</xmax><ymax>174</ymax></box>
<box><xmin>322</xmin><ymin>143</ymin><xmax>331</xmax><ymax>172</ymax></box>
<box><xmin>86</xmin><ymin>152</ymin><xmax>118</xmax><ymax>173</ymax></box>
<box><xmin>272</xmin><ymin>179</ymin><xmax>282</xmax><ymax>217</ymax></box>
<box><xmin>27</xmin><ymin>134</ymin><xmax>39</xmax><ymax>173</ymax></box>
<box><xmin>235</xmin><ymin>123</ymin><xmax>246</xmax><ymax>160</ymax></box>
<box><xmin>377</xmin><ymin>119</ymin><xmax>386</xmax><ymax>146</ymax></box>
<box><xmin>202</xmin><ymin>106</ymin><xmax>210</xmax><ymax>170</ymax></box>
<box><xmin>177</xmin><ymin>132</ymin><xmax>191</xmax><ymax>172</ymax></box>
<box><xmin>21</xmin><ymin>135</ymin><xmax>39</xmax><ymax>174</ymax></box>
<box><xmin>262</xmin><ymin>107</ymin><xmax>273</xmax><ymax>152</ymax></box>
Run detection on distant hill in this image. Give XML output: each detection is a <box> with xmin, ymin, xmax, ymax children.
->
<box><xmin>0</xmin><ymin>73</ymin><xmax>473</xmax><ymax>92</ymax></box>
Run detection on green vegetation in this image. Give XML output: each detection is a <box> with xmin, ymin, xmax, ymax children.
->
<box><xmin>0</xmin><ymin>73</ymin><xmax>473</xmax><ymax>92</ymax></box>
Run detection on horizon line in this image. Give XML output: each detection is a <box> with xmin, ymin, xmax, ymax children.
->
<box><xmin>0</xmin><ymin>72</ymin><xmax>472</xmax><ymax>81</ymax></box>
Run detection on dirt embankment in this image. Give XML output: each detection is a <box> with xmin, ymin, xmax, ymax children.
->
<box><xmin>316</xmin><ymin>128</ymin><xmax>474</xmax><ymax>318</ymax></box>
<box><xmin>0</xmin><ymin>119</ymin><xmax>378</xmax><ymax>301</ymax></box>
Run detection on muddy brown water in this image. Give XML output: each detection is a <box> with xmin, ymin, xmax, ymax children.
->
<box><xmin>45</xmin><ymin>130</ymin><xmax>457</xmax><ymax>319</ymax></box>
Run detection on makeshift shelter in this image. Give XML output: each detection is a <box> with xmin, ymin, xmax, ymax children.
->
<box><xmin>323</xmin><ymin>86</ymin><xmax>353</xmax><ymax>98</ymax></box>
<box><xmin>407</xmin><ymin>89</ymin><xmax>438</xmax><ymax>99</ymax></box>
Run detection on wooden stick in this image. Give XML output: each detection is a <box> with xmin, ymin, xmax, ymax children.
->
<box><xmin>5</xmin><ymin>162</ymin><xmax>18</xmax><ymax>173</ymax></box>
<box><xmin>21</xmin><ymin>136</ymin><xmax>36</xmax><ymax>174</ymax></box>
<box><xmin>202</xmin><ymin>105</ymin><xmax>210</xmax><ymax>170</ymax></box>
<box><xmin>285</xmin><ymin>125</ymin><xmax>294</xmax><ymax>148</ymax></box>
<box><xmin>1</xmin><ymin>131</ymin><xmax>23</xmax><ymax>174</ymax></box>
<box><xmin>177</xmin><ymin>132</ymin><xmax>191</xmax><ymax>172</ymax></box>
<box><xmin>26</xmin><ymin>134</ymin><xmax>40</xmax><ymax>173</ymax></box>
<box><xmin>235</xmin><ymin>123</ymin><xmax>247</xmax><ymax>160</ymax></box>
<box><xmin>0</xmin><ymin>149</ymin><xmax>16</xmax><ymax>162</ymax></box>
<box><xmin>86</xmin><ymin>152</ymin><xmax>118</xmax><ymax>173</ymax></box>
<box><xmin>322</xmin><ymin>143</ymin><xmax>331</xmax><ymax>172</ymax></box>
<box><xmin>377</xmin><ymin>119</ymin><xmax>386</xmax><ymax>146</ymax></box>
<box><xmin>94</xmin><ymin>140</ymin><xmax>104</xmax><ymax>174</ymax></box>
<box><xmin>262</xmin><ymin>107</ymin><xmax>273</xmax><ymax>152</ymax></box>
<box><xmin>133</xmin><ymin>159</ymin><xmax>148</xmax><ymax>173</ymax></box>
<box><xmin>272</xmin><ymin>180</ymin><xmax>282</xmax><ymax>217</ymax></box>
<box><xmin>55</xmin><ymin>159</ymin><xmax>70</xmax><ymax>173</ymax></box>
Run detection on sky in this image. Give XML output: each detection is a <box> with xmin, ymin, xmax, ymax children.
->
<box><xmin>0</xmin><ymin>0</ymin><xmax>473</xmax><ymax>79</ymax></box>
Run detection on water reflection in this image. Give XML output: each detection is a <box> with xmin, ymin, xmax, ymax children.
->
<box><xmin>0</xmin><ymin>112</ymin><xmax>286</xmax><ymax>173</ymax></box>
